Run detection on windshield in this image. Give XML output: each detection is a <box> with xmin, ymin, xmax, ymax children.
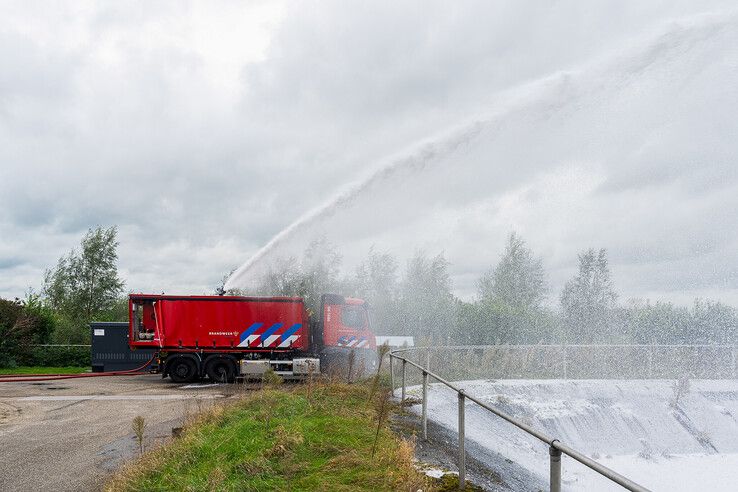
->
<box><xmin>341</xmin><ymin>305</ymin><xmax>366</xmax><ymax>329</ymax></box>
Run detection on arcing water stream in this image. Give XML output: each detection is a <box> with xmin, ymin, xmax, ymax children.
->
<box><xmin>223</xmin><ymin>11</ymin><xmax>738</xmax><ymax>489</ymax></box>
<box><xmin>226</xmin><ymin>10</ymin><xmax>738</xmax><ymax>302</ymax></box>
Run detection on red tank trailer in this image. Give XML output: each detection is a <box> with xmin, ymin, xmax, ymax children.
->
<box><xmin>128</xmin><ymin>293</ymin><xmax>376</xmax><ymax>382</ymax></box>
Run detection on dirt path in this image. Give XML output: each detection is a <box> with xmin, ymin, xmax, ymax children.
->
<box><xmin>0</xmin><ymin>375</ymin><xmax>226</xmax><ymax>492</ymax></box>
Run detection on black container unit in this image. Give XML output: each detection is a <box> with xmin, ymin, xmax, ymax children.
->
<box><xmin>90</xmin><ymin>322</ymin><xmax>155</xmax><ymax>372</ymax></box>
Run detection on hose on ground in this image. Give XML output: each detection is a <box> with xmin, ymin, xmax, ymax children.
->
<box><xmin>0</xmin><ymin>355</ymin><xmax>157</xmax><ymax>382</ymax></box>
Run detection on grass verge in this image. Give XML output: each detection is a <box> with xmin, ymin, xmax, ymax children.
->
<box><xmin>0</xmin><ymin>366</ymin><xmax>87</xmax><ymax>375</ymax></box>
<box><xmin>106</xmin><ymin>380</ymin><xmax>433</xmax><ymax>492</ymax></box>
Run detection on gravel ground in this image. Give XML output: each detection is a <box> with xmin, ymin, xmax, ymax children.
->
<box><xmin>0</xmin><ymin>375</ymin><xmax>227</xmax><ymax>492</ymax></box>
<box><xmin>392</xmin><ymin>408</ymin><xmax>543</xmax><ymax>491</ymax></box>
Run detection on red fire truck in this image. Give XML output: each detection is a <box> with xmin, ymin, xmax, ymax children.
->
<box><xmin>128</xmin><ymin>293</ymin><xmax>376</xmax><ymax>382</ymax></box>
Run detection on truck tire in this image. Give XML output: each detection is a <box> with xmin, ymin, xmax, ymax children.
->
<box><xmin>168</xmin><ymin>357</ymin><xmax>198</xmax><ymax>383</ymax></box>
<box><xmin>205</xmin><ymin>356</ymin><xmax>236</xmax><ymax>383</ymax></box>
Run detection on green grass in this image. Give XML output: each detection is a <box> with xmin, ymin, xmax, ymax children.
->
<box><xmin>0</xmin><ymin>366</ymin><xmax>88</xmax><ymax>375</ymax></box>
<box><xmin>106</xmin><ymin>381</ymin><xmax>432</xmax><ymax>492</ymax></box>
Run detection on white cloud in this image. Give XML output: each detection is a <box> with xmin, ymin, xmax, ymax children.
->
<box><xmin>1</xmin><ymin>1</ymin><xmax>737</xmax><ymax>307</ymax></box>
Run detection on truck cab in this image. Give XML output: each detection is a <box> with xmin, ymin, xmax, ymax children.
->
<box><xmin>319</xmin><ymin>294</ymin><xmax>377</xmax><ymax>375</ymax></box>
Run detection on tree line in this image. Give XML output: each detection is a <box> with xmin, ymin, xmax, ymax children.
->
<box><xmin>3</xmin><ymin>226</ymin><xmax>736</xmax><ymax>368</ymax></box>
<box><xmin>0</xmin><ymin>226</ymin><xmax>125</xmax><ymax>367</ymax></box>
<box><xmin>232</xmin><ymin>234</ymin><xmax>738</xmax><ymax>346</ymax></box>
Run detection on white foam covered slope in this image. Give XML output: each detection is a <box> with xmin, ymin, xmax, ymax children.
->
<box><xmin>405</xmin><ymin>379</ymin><xmax>738</xmax><ymax>490</ymax></box>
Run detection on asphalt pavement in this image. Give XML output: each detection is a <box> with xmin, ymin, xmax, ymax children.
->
<box><xmin>0</xmin><ymin>374</ymin><xmax>226</xmax><ymax>492</ymax></box>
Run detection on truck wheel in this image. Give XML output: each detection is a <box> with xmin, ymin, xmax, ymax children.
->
<box><xmin>168</xmin><ymin>357</ymin><xmax>198</xmax><ymax>383</ymax></box>
<box><xmin>205</xmin><ymin>357</ymin><xmax>236</xmax><ymax>383</ymax></box>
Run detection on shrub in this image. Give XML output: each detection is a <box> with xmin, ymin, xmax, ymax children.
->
<box><xmin>22</xmin><ymin>345</ymin><xmax>90</xmax><ymax>367</ymax></box>
<box><xmin>0</xmin><ymin>295</ymin><xmax>61</xmax><ymax>368</ymax></box>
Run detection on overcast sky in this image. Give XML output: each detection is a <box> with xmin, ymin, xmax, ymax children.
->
<box><xmin>1</xmin><ymin>1</ymin><xmax>737</xmax><ymax>306</ymax></box>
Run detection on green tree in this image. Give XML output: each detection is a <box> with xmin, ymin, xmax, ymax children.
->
<box><xmin>253</xmin><ymin>257</ymin><xmax>302</xmax><ymax>296</ymax></box>
<box><xmin>22</xmin><ymin>290</ymin><xmax>55</xmax><ymax>344</ymax></box>
<box><xmin>476</xmin><ymin>233</ymin><xmax>548</xmax><ymax>343</ymax></box>
<box><xmin>452</xmin><ymin>299</ymin><xmax>490</xmax><ymax>344</ymax></box>
<box><xmin>616</xmin><ymin>299</ymin><xmax>690</xmax><ymax>345</ymax></box>
<box><xmin>478</xmin><ymin>233</ymin><xmax>547</xmax><ymax>311</ymax></box>
<box><xmin>351</xmin><ymin>247</ymin><xmax>399</xmax><ymax>334</ymax></box>
<box><xmin>617</xmin><ymin>298</ymin><xmax>738</xmax><ymax>345</ymax></box>
<box><xmin>299</xmin><ymin>236</ymin><xmax>343</xmax><ymax>312</ymax></box>
<box><xmin>43</xmin><ymin>226</ymin><xmax>125</xmax><ymax>342</ymax></box>
<box><xmin>397</xmin><ymin>251</ymin><xmax>455</xmax><ymax>340</ymax></box>
<box><xmin>690</xmin><ymin>299</ymin><xmax>738</xmax><ymax>344</ymax></box>
<box><xmin>560</xmin><ymin>248</ymin><xmax>617</xmax><ymax>343</ymax></box>
<box><xmin>250</xmin><ymin>236</ymin><xmax>343</xmax><ymax>314</ymax></box>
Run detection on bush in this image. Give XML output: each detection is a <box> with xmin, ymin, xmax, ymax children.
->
<box><xmin>17</xmin><ymin>345</ymin><xmax>91</xmax><ymax>367</ymax></box>
<box><xmin>0</xmin><ymin>298</ymin><xmax>24</xmax><ymax>367</ymax></box>
<box><xmin>0</xmin><ymin>298</ymin><xmax>47</xmax><ymax>368</ymax></box>
<box><xmin>0</xmin><ymin>351</ymin><xmax>17</xmax><ymax>368</ymax></box>
<box><xmin>0</xmin><ymin>296</ymin><xmax>63</xmax><ymax>368</ymax></box>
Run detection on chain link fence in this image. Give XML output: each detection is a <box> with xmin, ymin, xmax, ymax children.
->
<box><xmin>392</xmin><ymin>344</ymin><xmax>738</xmax><ymax>385</ymax></box>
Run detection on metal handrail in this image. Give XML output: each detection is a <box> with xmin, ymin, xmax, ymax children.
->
<box><xmin>389</xmin><ymin>349</ymin><xmax>651</xmax><ymax>492</ymax></box>
<box><xmin>393</xmin><ymin>343</ymin><xmax>738</xmax><ymax>349</ymax></box>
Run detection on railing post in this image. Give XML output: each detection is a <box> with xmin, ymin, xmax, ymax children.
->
<box><xmin>561</xmin><ymin>344</ymin><xmax>568</xmax><ymax>379</ymax></box>
<box><xmin>458</xmin><ymin>389</ymin><xmax>466</xmax><ymax>490</ymax></box>
<box><xmin>648</xmin><ymin>345</ymin><xmax>653</xmax><ymax>378</ymax></box>
<box><xmin>401</xmin><ymin>359</ymin><xmax>407</xmax><ymax>403</ymax></box>
<box><xmin>422</xmin><ymin>370</ymin><xmax>428</xmax><ymax>440</ymax></box>
<box><xmin>549</xmin><ymin>442</ymin><xmax>562</xmax><ymax>492</ymax></box>
<box><xmin>389</xmin><ymin>354</ymin><xmax>395</xmax><ymax>394</ymax></box>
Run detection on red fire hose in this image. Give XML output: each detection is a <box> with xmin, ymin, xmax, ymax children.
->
<box><xmin>0</xmin><ymin>355</ymin><xmax>157</xmax><ymax>383</ymax></box>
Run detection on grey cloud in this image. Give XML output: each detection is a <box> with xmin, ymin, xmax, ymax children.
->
<box><xmin>228</xmin><ymin>5</ymin><xmax>738</xmax><ymax>307</ymax></box>
<box><xmin>0</xmin><ymin>257</ymin><xmax>24</xmax><ymax>270</ymax></box>
<box><xmin>1</xmin><ymin>1</ymin><xmax>737</xmax><ymax>307</ymax></box>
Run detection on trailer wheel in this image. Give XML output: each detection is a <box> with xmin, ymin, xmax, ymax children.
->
<box><xmin>205</xmin><ymin>357</ymin><xmax>236</xmax><ymax>383</ymax></box>
<box><xmin>168</xmin><ymin>357</ymin><xmax>198</xmax><ymax>383</ymax></box>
